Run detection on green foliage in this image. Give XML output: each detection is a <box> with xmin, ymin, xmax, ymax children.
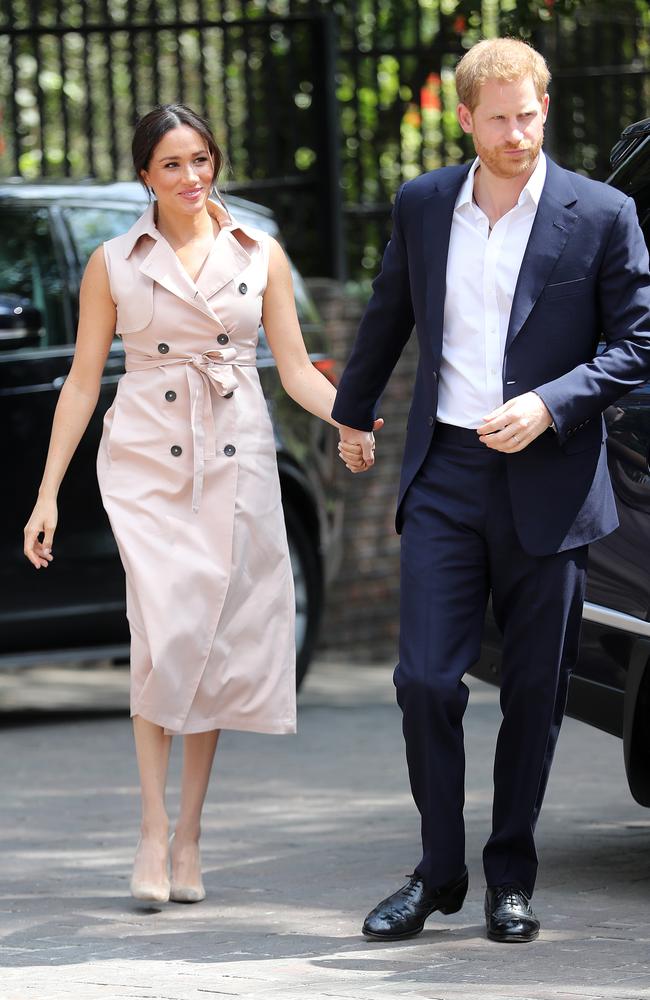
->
<box><xmin>0</xmin><ymin>0</ymin><xmax>648</xmax><ymax>279</ymax></box>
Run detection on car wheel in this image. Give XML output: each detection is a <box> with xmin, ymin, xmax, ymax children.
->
<box><xmin>285</xmin><ymin>504</ymin><xmax>323</xmax><ymax>690</ymax></box>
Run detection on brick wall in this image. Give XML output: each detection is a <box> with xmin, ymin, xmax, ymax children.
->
<box><xmin>306</xmin><ymin>278</ymin><xmax>420</xmax><ymax>662</ymax></box>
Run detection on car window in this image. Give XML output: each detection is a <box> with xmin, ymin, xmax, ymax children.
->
<box><xmin>62</xmin><ymin>206</ymin><xmax>143</xmax><ymax>268</ymax></box>
<box><xmin>0</xmin><ymin>205</ymin><xmax>68</xmax><ymax>348</ymax></box>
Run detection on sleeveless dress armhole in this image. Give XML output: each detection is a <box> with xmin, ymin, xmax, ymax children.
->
<box><xmin>102</xmin><ymin>242</ymin><xmax>119</xmax><ymax>307</ymax></box>
<box><xmin>259</xmin><ymin>232</ymin><xmax>271</xmax><ymax>297</ymax></box>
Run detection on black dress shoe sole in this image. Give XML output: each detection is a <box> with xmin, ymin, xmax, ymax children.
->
<box><xmin>487</xmin><ymin>927</ymin><xmax>539</xmax><ymax>943</ymax></box>
<box><xmin>362</xmin><ymin>918</ymin><xmax>429</xmax><ymax>941</ymax></box>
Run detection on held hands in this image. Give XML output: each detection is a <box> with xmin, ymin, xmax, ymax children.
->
<box><xmin>338</xmin><ymin>418</ymin><xmax>384</xmax><ymax>473</ymax></box>
<box><xmin>24</xmin><ymin>497</ymin><xmax>57</xmax><ymax>569</ymax></box>
<box><xmin>478</xmin><ymin>392</ymin><xmax>552</xmax><ymax>452</ymax></box>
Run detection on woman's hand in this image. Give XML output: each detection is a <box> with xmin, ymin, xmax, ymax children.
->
<box><xmin>338</xmin><ymin>418</ymin><xmax>384</xmax><ymax>473</ymax></box>
<box><xmin>24</xmin><ymin>496</ymin><xmax>58</xmax><ymax>569</ymax></box>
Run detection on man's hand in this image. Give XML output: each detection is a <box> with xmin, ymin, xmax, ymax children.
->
<box><xmin>338</xmin><ymin>418</ymin><xmax>385</xmax><ymax>473</ymax></box>
<box><xmin>478</xmin><ymin>392</ymin><xmax>552</xmax><ymax>452</ymax></box>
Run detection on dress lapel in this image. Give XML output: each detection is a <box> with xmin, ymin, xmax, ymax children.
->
<box><xmin>195</xmin><ymin>229</ymin><xmax>252</xmax><ymax>301</ymax></box>
<box><xmin>505</xmin><ymin>158</ymin><xmax>578</xmax><ymax>351</ymax></box>
<box><xmin>130</xmin><ymin>198</ymin><xmax>260</xmax><ymax>325</ymax></box>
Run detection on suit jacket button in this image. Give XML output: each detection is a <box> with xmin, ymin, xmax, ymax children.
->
<box><xmin>427</xmin><ymin>416</ymin><xmax>434</xmax><ymax>427</ymax></box>
<box><xmin>171</xmin><ymin>445</ymin><xmax>182</xmax><ymax>456</ymax></box>
<box><xmin>165</xmin><ymin>390</ymin><xmax>177</xmax><ymax>402</ymax></box>
<box><xmin>224</xmin><ymin>444</ymin><xmax>236</xmax><ymax>457</ymax></box>
<box><xmin>238</xmin><ymin>282</ymin><xmax>248</xmax><ymax>295</ymax></box>
<box><xmin>217</xmin><ymin>333</ymin><xmax>229</xmax><ymax>345</ymax></box>
<box><xmin>158</xmin><ymin>342</ymin><xmax>170</xmax><ymax>354</ymax></box>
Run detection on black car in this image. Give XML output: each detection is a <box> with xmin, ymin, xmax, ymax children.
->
<box><xmin>472</xmin><ymin>121</ymin><xmax>650</xmax><ymax>806</ymax></box>
<box><xmin>0</xmin><ymin>181</ymin><xmax>342</xmax><ymax>687</ymax></box>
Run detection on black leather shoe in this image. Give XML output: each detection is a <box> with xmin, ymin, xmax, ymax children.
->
<box><xmin>485</xmin><ymin>886</ymin><xmax>540</xmax><ymax>943</ymax></box>
<box><xmin>362</xmin><ymin>868</ymin><xmax>468</xmax><ymax>941</ymax></box>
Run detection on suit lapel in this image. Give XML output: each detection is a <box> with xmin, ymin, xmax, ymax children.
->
<box><xmin>422</xmin><ymin>165</ymin><xmax>471</xmax><ymax>358</ymax></box>
<box><xmin>506</xmin><ymin>158</ymin><xmax>578</xmax><ymax>350</ymax></box>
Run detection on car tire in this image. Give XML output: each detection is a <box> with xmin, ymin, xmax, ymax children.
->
<box><xmin>285</xmin><ymin>503</ymin><xmax>323</xmax><ymax>690</ymax></box>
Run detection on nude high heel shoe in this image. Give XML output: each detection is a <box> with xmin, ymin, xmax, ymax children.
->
<box><xmin>130</xmin><ymin>838</ymin><xmax>171</xmax><ymax>903</ymax></box>
<box><xmin>169</xmin><ymin>835</ymin><xmax>206</xmax><ymax>903</ymax></box>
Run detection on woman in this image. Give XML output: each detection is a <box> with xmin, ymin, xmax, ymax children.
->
<box><xmin>23</xmin><ymin>104</ymin><xmax>374</xmax><ymax>904</ymax></box>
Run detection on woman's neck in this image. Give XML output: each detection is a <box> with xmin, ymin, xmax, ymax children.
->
<box><xmin>154</xmin><ymin>203</ymin><xmax>217</xmax><ymax>248</ymax></box>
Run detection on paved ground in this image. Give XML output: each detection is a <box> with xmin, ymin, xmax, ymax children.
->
<box><xmin>1</xmin><ymin>658</ymin><xmax>649</xmax><ymax>1000</ymax></box>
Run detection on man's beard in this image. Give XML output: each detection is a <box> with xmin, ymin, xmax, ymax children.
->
<box><xmin>474</xmin><ymin>132</ymin><xmax>544</xmax><ymax>179</ymax></box>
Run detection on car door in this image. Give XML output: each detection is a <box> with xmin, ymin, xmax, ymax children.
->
<box><xmin>0</xmin><ymin>200</ymin><xmax>136</xmax><ymax>655</ymax></box>
<box><xmin>573</xmin><ymin>178</ymin><xmax>650</xmax><ymax>712</ymax></box>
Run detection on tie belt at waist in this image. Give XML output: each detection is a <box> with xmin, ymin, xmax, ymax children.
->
<box><xmin>125</xmin><ymin>347</ymin><xmax>257</xmax><ymax>513</ymax></box>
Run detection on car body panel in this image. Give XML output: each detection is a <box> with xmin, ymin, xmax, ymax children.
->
<box><xmin>0</xmin><ymin>182</ymin><xmax>340</xmax><ymax>676</ymax></box>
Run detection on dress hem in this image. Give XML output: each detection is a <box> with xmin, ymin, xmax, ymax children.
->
<box><xmin>131</xmin><ymin>707</ymin><xmax>297</xmax><ymax>736</ymax></box>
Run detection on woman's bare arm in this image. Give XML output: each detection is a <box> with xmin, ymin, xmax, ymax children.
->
<box><xmin>23</xmin><ymin>246</ymin><xmax>117</xmax><ymax>568</ymax></box>
<box><xmin>261</xmin><ymin>237</ymin><xmax>339</xmax><ymax>425</ymax></box>
<box><xmin>262</xmin><ymin>238</ymin><xmax>382</xmax><ymax>472</ymax></box>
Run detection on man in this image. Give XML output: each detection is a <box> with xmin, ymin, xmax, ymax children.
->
<box><xmin>332</xmin><ymin>38</ymin><xmax>650</xmax><ymax>943</ymax></box>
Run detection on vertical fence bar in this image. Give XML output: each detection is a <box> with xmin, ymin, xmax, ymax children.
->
<box><xmin>127</xmin><ymin>0</ymin><xmax>140</xmax><ymax>126</ymax></box>
<box><xmin>284</xmin><ymin>16</ymin><xmax>300</xmax><ymax>179</ymax></box>
<box><xmin>311</xmin><ymin>12</ymin><xmax>344</xmax><ymax>278</ymax></box>
<box><xmin>101</xmin><ymin>0</ymin><xmax>119</xmax><ymax>175</ymax></box>
<box><xmin>29</xmin><ymin>0</ymin><xmax>47</xmax><ymax>175</ymax></box>
<box><xmin>81</xmin><ymin>1</ymin><xmax>96</xmax><ymax>176</ymax></box>
<box><xmin>217</xmin><ymin>0</ymin><xmax>234</xmax><ymax>161</ymax></box>
<box><xmin>413</xmin><ymin>2</ymin><xmax>427</xmax><ymax>177</ymax></box>
<box><xmin>371</xmin><ymin>0</ymin><xmax>382</xmax><ymax>199</ymax></box>
<box><xmin>7</xmin><ymin>0</ymin><xmax>21</xmax><ymax>175</ymax></box>
<box><xmin>348</xmin><ymin>0</ymin><xmax>364</xmax><ymax>202</ymax></box>
<box><xmin>239</xmin><ymin>0</ymin><xmax>256</xmax><ymax>174</ymax></box>
<box><xmin>195</xmin><ymin>0</ymin><xmax>208</xmax><ymax>118</ymax></box>
<box><xmin>149</xmin><ymin>0</ymin><xmax>162</xmax><ymax>101</ymax></box>
<box><xmin>55</xmin><ymin>0</ymin><xmax>71</xmax><ymax>176</ymax></box>
<box><xmin>175</xmin><ymin>0</ymin><xmax>185</xmax><ymax>103</ymax></box>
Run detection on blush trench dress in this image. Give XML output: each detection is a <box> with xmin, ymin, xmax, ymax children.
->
<box><xmin>96</xmin><ymin>199</ymin><xmax>297</xmax><ymax>736</ymax></box>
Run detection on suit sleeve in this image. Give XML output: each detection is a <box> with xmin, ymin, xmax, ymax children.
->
<box><xmin>536</xmin><ymin>196</ymin><xmax>650</xmax><ymax>441</ymax></box>
<box><xmin>331</xmin><ymin>184</ymin><xmax>415</xmax><ymax>431</ymax></box>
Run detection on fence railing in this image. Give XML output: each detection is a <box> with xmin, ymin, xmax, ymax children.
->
<box><xmin>0</xmin><ymin>3</ymin><xmax>342</xmax><ymax>277</ymax></box>
<box><xmin>1</xmin><ymin>1</ymin><xmax>649</xmax><ymax>280</ymax></box>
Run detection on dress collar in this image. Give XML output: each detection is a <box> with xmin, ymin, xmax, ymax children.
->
<box><xmin>121</xmin><ymin>197</ymin><xmax>262</xmax><ymax>258</ymax></box>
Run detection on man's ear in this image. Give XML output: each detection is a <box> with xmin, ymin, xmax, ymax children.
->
<box><xmin>457</xmin><ymin>102</ymin><xmax>473</xmax><ymax>135</ymax></box>
<box><xmin>541</xmin><ymin>93</ymin><xmax>550</xmax><ymax>124</ymax></box>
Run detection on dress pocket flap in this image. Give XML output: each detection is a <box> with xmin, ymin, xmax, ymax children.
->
<box><xmin>116</xmin><ymin>279</ymin><xmax>155</xmax><ymax>334</ymax></box>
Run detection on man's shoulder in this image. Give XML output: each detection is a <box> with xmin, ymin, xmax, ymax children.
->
<box><xmin>400</xmin><ymin>164</ymin><xmax>469</xmax><ymax>202</ymax></box>
<box><xmin>549</xmin><ymin>159</ymin><xmax>627</xmax><ymax>214</ymax></box>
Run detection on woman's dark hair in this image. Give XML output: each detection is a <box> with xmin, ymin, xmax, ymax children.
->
<box><xmin>132</xmin><ymin>103</ymin><xmax>227</xmax><ymax>197</ymax></box>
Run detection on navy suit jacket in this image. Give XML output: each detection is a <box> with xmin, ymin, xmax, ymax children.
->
<box><xmin>331</xmin><ymin>157</ymin><xmax>650</xmax><ymax>556</ymax></box>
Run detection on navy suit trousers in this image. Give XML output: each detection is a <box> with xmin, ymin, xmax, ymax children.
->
<box><xmin>395</xmin><ymin>424</ymin><xmax>588</xmax><ymax>896</ymax></box>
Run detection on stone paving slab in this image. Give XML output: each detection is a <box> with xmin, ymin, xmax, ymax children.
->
<box><xmin>0</xmin><ymin>659</ymin><xmax>649</xmax><ymax>1000</ymax></box>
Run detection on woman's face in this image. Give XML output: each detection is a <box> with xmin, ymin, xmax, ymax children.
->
<box><xmin>140</xmin><ymin>124</ymin><xmax>215</xmax><ymax>216</ymax></box>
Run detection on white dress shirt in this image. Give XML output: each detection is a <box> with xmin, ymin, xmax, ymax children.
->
<box><xmin>436</xmin><ymin>152</ymin><xmax>547</xmax><ymax>428</ymax></box>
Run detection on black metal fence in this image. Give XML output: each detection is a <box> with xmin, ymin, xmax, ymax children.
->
<box><xmin>1</xmin><ymin>1</ymin><xmax>649</xmax><ymax>280</ymax></box>
<box><xmin>0</xmin><ymin>2</ymin><xmax>342</xmax><ymax>277</ymax></box>
<box><xmin>543</xmin><ymin>4</ymin><xmax>650</xmax><ymax>179</ymax></box>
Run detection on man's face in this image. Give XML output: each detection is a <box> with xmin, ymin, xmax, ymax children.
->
<box><xmin>457</xmin><ymin>75</ymin><xmax>549</xmax><ymax>180</ymax></box>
